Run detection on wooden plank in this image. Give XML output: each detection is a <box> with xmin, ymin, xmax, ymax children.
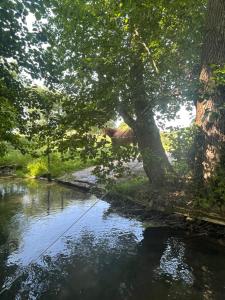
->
<box><xmin>174</xmin><ymin>206</ymin><xmax>225</xmax><ymax>226</ymax></box>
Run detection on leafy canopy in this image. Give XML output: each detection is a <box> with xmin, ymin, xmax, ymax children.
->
<box><xmin>44</xmin><ymin>0</ymin><xmax>205</xmax><ymax>128</ymax></box>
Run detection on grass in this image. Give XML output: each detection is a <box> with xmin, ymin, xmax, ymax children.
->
<box><xmin>0</xmin><ymin>149</ymin><xmax>95</xmax><ymax>178</ymax></box>
<box><xmin>111</xmin><ymin>176</ymin><xmax>149</xmax><ymax>197</ymax></box>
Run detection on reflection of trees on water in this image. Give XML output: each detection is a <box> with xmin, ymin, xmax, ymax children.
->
<box><xmin>3</xmin><ymin>228</ymin><xmax>225</xmax><ymax>300</ymax></box>
<box><xmin>0</xmin><ymin>180</ymin><xmax>87</xmax><ymax>254</ymax></box>
<box><xmin>61</xmin><ymin>194</ymin><xmax>64</xmax><ymax>210</ymax></box>
<box><xmin>0</xmin><ymin>179</ymin><xmax>27</xmax><ymax>198</ymax></box>
<box><xmin>184</xmin><ymin>238</ymin><xmax>225</xmax><ymax>300</ymax></box>
<box><xmin>1</xmin><ymin>179</ymin><xmax>225</xmax><ymax>299</ymax></box>
<box><xmin>47</xmin><ymin>188</ymin><xmax>51</xmax><ymax>215</ymax></box>
<box><xmin>21</xmin><ymin>184</ymin><xmax>88</xmax><ymax>217</ymax></box>
<box><xmin>138</xmin><ymin>228</ymin><xmax>224</xmax><ymax>300</ymax></box>
<box><xmin>5</xmin><ymin>230</ymin><xmax>139</xmax><ymax>300</ymax></box>
<box><xmin>0</xmin><ymin>181</ymin><xmax>25</xmax><ymax>289</ymax></box>
<box><xmin>0</xmin><ymin>179</ymin><xmax>92</xmax><ymax>298</ymax></box>
<box><xmin>0</xmin><ymin>179</ymin><xmax>88</xmax><ymax>219</ymax></box>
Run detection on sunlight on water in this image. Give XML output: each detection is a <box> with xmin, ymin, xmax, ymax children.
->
<box><xmin>0</xmin><ymin>178</ymin><xmax>225</xmax><ymax>299</ymax></box>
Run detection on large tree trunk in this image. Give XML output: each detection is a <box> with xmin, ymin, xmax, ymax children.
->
<box><xmin>121</xmin><ymin>58</ymin><xmax>172</xmax><ymax>186</ymax></box>
<box><xmin>135</xmin><ymin>115</ymin><xmax>172</xmax><ymax>186</ymax></box>
<box><xmin>195</xmin><ymin>0</ymin><xmax>225</xmax><ymax>182</ymax></box>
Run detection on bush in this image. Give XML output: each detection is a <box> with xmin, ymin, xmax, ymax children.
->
<box><xmin>0</xmin><ymin>147</ymin><xmax>32</xmax><ymax>167</ymax></box>
<box><xmin>196</xmin><ymin>169</ymin><xmax>225</xmax><ymax>209</ymax></box>
<box><xmin>0</xmin><ymin>145</ymin><xmax>95</xmax><ymax>178</ymax></box>
<box><xmin>162</xmin><ymin>126</ymin><xmax>196</xmax><ymax>177</ymax></box>
<box><xmin>27</xmin><ymin>160</ymin><xmax>48</xmax><ymax>177</ymax></box>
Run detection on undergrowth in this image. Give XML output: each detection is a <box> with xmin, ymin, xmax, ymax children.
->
<box><xmin>0</xmin><ymin>149</ymin><xmax>94</xmax><ymax>178</ymax></box>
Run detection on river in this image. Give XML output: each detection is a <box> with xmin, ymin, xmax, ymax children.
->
<box><xmin>0</xmin><ymin>178</ymin><xmax>224</xmax><ymax>299</ymax></box>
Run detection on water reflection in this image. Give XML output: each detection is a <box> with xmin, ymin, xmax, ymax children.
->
<box><xmin>157</xmin><ymin>237</ymin><xmax>194</xmax><ymax>284</ymax></box>
<box><xmin>0</xmin><ymin>179</ymin><xmax>225</xmax><ymax>299</ymax></box>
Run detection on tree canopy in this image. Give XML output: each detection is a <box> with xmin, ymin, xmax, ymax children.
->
<box><xmin>3</xmin><ymin>0</ymin><xmax>225</xmax><ymax>196</ymax></box>
<box><xmin>45</xmin><ymin>0</ymin><xmax>205</xmax><ymax>124</ymax></box>
<box><xmin>34</xmin><ymin>0</ymin><xmax>205</xmax><ymax>184</ymax></box>
<box><xmin>0</xmin><ymin>0</ymin><xmax>50</xmax><ymax>154</ymax></box>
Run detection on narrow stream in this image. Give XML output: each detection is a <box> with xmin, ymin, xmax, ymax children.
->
<box><xmin>0</xmin><ymin>178</ymin><xmax>224</xmax><ymax>299</ymax></box>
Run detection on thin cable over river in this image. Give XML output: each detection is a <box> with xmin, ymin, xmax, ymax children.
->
<box><xmin>0</xmin><ymin>178</ymin><xmax>224</xmax><ymax>299</ymax></box>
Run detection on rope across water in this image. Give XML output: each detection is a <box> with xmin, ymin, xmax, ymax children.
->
<box><xmin>0</xmin><ymin>197</ymin><xmax>101</xmax><ymax>296</ymax></box>
<box><xmin>0</xmin><ymin>160</ymin><xmax>141</xmax><ymax>296</ymax></box>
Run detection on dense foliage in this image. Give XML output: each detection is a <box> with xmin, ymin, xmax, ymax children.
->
<box><xmin>2</xmin><ymin>0</ymin><xmax>225</xmax><ymax>208</ymax></box>
<box><xmin>34</xmin><ymin>0</ymin><xmax>205</xmax><ymax>184</ymax></box>
<box><xmin>0</xmin><ymin>0</ymin><xmax>48</xmax><ymax>153</ymax></box>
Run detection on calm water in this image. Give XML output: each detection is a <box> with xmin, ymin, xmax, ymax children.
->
<box><xmin>0</xmin><ymin>179</ymin><xmax>225</xmax><ymax>300</ymax></box>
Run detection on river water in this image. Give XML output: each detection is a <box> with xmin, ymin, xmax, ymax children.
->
<box><xmin>0</xmin><ymin>178</ymin><xmax>224</xmax><ymax>300</ymax></box>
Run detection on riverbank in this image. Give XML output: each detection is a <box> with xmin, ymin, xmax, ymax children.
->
<box><xmin>0</xmin><ymin>148</ymin><xmax>95</xmax><ymax>178</ymax></box>
<box><xmin>55</xmin><ymin>166</ymin><xmax>225</xmax><ymax>246</ymax></box>
<box><xmin>1</xmin><ymin>159</ymin><xmax>225</xmax><ymax>244</ymax></box>
<box><xmin>106</xmin><ymin>191</ymin><xmax>225</xmax><ymax>246</ymax></box>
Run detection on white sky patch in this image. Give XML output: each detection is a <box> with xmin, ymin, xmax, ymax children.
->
<box><xmin>116</xmin><ymin>106</ymin><xmax>195</xmax><ymax>130</ymax></box>
<box><xmin>164</xmin><ymin>106</ymin><xmax>195</xmax><ymax>129</ymax></box>
<box><xmin>26</xmin><ymin>13</ymin><xmax>36</xmax><ymax>32</ymax></box>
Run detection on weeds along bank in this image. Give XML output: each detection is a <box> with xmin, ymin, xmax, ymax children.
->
<box><xmin>0</xmin><ymin>147</ymin><xmax>94</xmax><ymax>178</ymax></box>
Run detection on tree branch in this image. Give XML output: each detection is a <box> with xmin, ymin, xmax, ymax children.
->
<box><xmin>133</xmin><ymin>28</ymin><xmax>159</xmax><ymax>75</ymax></box>
<box><xmin>141</xmin><ymin>41</ymin><xmax>159</xmax><ymax>74</ymax></box>
<box><xmin>118</xmin><ymin>104</ymin><xmax>136</xmax><ymax>129</ymax></box>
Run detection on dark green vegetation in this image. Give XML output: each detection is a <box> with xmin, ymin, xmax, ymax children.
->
<box><xmin>1</xmin><ymin>0</ymin><xmax>225</xmax><ymax>210</ymax></box>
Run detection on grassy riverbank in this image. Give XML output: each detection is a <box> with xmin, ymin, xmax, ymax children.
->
<box><xmin>107</xmin><ymin>176</ymin><xmax>225</xmax><ymax>230</ymax></box>
<box><xmin>0</xmin><ymin>148</ymin><xmax>94</xmax><ymax>178</ymax></box>
<box><xmin>108</xmin><ymin>175</ymin><xmax>181</xmax><ymax>210</ymax></box>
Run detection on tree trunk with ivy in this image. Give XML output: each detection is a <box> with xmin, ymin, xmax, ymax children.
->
<box><xmin>194</xmin><ymin>0</ymin><xmax>225</xmax><ymax>183</ymax></box>
<box><xmin>121</xmin><ymin>58</ymin><xmax>172</xmax><ymax>186</ymax></box>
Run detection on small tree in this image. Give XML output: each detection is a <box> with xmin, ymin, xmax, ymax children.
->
<box><xmin>25</xmin><ymin>87</ymin><xmax>63</xmax><ymax>180</ymax></box>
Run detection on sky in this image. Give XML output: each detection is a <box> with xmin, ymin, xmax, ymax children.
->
<box><xmin>115</xmin><ymin>106</ymin><xmax>194</xmax><ymax>130</ymax></box>
<box><xmin>165</xmin><ymin>106</ymin><xmax>194</xmax><ymax>129</ymax></box>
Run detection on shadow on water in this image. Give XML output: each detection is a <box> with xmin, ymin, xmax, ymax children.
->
<box><xmin>0</xmin><ymin>178</ymin><xmax>225</xmax><ymax>300</ymax></box>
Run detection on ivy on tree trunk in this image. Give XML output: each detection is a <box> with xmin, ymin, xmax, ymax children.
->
<box><xmin>195</xmin><ymin>0</ymin><xmax>225</xmax><ymax>183</ymax></box>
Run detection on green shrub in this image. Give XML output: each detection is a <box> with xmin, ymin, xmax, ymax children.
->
<box><xmin>196</xmin><ymin>169</ymin><xmax>225</xmax><ymax>209</ymax></box>
<box><xmin>163</xmin><ymin>126</ymin><xmax>197</xmax><ymax>177</ymax></box>
<box><xmin>0</xmin><ymin>144</ymin><xmax>96</xmax><ymax>178</ymax></box>
<box><xmin>0</xmin><ymin>148</ymin><xmax>32</xmax><ymax>167</ymax></box>
<box><xmin>48</xmin><ymin>153</ymin><xmax>94</xmax><ymax>177</ymax></box>
<box><xmin>27</xmin><ymin>160</ymin><xmax>48</xmax><ymax>177</ymax></box>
